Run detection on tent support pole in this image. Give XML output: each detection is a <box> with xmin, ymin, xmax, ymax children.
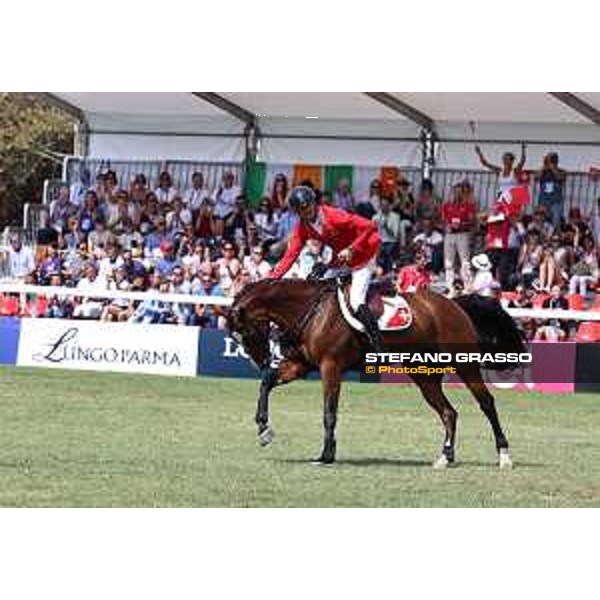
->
<box><xmin>421</xmin><ymin>129</ymin><xmax>436</xmax><ymax>179</ymax></box>
<box><xmin>548</xmin><ymin>93</ymin><xmax>600</xmax><ymax>126</ymax></box>
<box><xmin>363</xmin><ymin>92</ymin><xmax>435</xmax><ymax>131</ymax></box>
<box><xmin>245</xmin><ymin>124</ymin><xmax>261</xmax><ymax>163</ymax></box>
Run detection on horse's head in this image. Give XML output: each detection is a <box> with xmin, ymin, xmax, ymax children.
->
<box><xmin>227</xmin><ymin>279</ymin><xmax>324</xmax><ymax>371</ymax></box>
<box><xmin>228</xmin><ymin>289</ymin><xmax>272</xmax><ymax>371</ymax></box>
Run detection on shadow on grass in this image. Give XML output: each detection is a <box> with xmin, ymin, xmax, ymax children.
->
<box><xmin>277</xmin><ymin>457</ymin><xmax>431</xmax><ymax>468</ymax></box>
<box><xmin>276</xmin><ymin>457</ymin><xmax>546</xmax><ymax>469</ymax></box>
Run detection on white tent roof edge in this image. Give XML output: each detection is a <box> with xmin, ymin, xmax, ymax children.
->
<box><xmin>42</xmin><ymin>93</ymin><xmax>600</xmax><ymax>168</ymax></box>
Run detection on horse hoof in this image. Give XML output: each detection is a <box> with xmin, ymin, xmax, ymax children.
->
<box><xmin>433</xmin><ymin>454</ymin><xmax>450</xmax><ymax>470</ymax></box>
<box><xmin>311</xmin><ymin>458</ymin><xmax>335</xmax><ymax>467</ymax></box>
<box><xmin>258</xmin><ymin>427</ymin><xmax>274</xmax><ymax>447</ymax></box>
<box><xmin>311</xmin><ymin>451</ymin><xmax>336</xmax><ymax>466</ymax></box>
<box><xmin>499</xmin><ymin>449</ymin><xmax>513</xmax><ymax>470</ymax></box>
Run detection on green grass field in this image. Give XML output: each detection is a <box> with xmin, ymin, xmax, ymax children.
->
<box><xmin>0</xmin><ymin>366</ymin><xmax>598</xmax><ymax>507</ymax></box>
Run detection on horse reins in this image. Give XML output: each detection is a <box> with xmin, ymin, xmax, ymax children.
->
<box><xmin>264</xmin><ymin>280</ymin><xmax>335</xmax><ymax>353</ymax></box>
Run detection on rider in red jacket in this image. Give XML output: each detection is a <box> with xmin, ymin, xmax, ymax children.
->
<box><xmin>268</xmin><ymin>186</ymin><xmax>383</xmax><ymax>351</ymax></box>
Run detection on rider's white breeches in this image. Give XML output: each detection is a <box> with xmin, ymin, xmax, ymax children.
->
<box><xmin>350</xmin><ymin>258</ymin><xmax>377</xmax><ymax>311</ymax></box>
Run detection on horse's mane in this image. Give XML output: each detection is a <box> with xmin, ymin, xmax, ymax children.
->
<box><xmin>233</xmin><ymin>278</ymin><xmax>330</xmax><ymax>306</ymax></box>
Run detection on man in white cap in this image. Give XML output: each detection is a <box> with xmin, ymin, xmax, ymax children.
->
<box><xmin>471</xmin><ymin>253</ymin><xmax>496</xmax><ymax>297</ymax></box>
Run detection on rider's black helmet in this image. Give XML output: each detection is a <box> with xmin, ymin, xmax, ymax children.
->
<box><xmin>288</xmin><ymin>186</ymin><xmax>317</xmax><ymax>212</ymax></box>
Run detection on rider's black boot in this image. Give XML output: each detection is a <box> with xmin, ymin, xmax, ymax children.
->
<box><xmin>355</xmin><ymin>304</ymin><xmax>385</xmax><ymax>353</ymax></box>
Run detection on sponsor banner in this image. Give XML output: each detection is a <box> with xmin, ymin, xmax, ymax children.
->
<box><xmin>198</xmin><ymin>330</ymin><xmax>361</xmax><ymax>381</ymax></box>
<box><xmin>198</xmin><ymin>329</ymin><xmax>263</xmax><ymax>379</ymax></box>
<box><xmin>17</xmin><ymin>319</ymin><xmax>199</xmax><ymax>377</ymax></box>
<box><xmin>0</xmin><ymin>318</ymin><xmax>21</xmax><ymax>366</ymax></box>
<box><xmin>575</xmin><ymin>344</ymin><xmax>600</xmax><ymax>393</ymax></box>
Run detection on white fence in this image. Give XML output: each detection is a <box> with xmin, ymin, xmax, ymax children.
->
<box><xmin>0</xmin><ymin>283</ymin><xmax>233</xmax><ymax>307</ymax></box>
<box><xmin>2</xmin><ymin>282</ymin><xmax>600</xmax><ymax>323</ymax></box>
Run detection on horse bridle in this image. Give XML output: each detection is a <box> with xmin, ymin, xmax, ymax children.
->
<box><xmin>233</xmin><ymin>279</ymin><xmax>339</xmax><ymax>371</ymax></box>
<box><xmin>231</xmin><ymin>313</ymin><xmax>272</xmax><ymax>371</ymax></box>
<box><xmin>272</xmin><ymin>280</ymin><xmax>337</xmax><ymax>349</ymax></box>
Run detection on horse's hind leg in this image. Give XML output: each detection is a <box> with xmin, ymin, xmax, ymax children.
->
<box><xmin>414</xmin><ymin>377</ymin><xmax>458</xmax><ymax>470</ymax></box>
<box><xmin>314</xmin><ymin>359</ymin><xmax>341</xmax><ymax>465</ymax></box>
<box><xmin>462</xmin><ymin>367</ymin><xmax>512</xmax><ymax>469</ymax></box>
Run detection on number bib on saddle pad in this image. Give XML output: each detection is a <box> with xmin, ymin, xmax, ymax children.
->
<box><xmin>336</xmin><ymin>286</ymin><xmax>414</xmax><ymax>332</ymax></box>
<box><xmin>378</xmin><ymin>296</ymin><xmax>414</xmax><ymax>331</ymax></box>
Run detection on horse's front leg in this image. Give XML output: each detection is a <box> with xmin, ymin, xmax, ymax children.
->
<box><xmin>314</xmin><ymin>360</ymin><xmax>341</xmax><ymax>465</ymax></box>
<box><xmin>256</xmin><ymin>358</ymin><xmax>311</xmax><ymax>447</ymax></box>
<box><xmin>256</xmin><ymin>366</ymin><xmax>278</xmax><ymax>446</ymax></box>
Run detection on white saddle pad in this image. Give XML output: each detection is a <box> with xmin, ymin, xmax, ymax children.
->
<box><xmin>337</xmin><ymin>288</ymin><xmax>413</xmax><ymax>332</ymax></box>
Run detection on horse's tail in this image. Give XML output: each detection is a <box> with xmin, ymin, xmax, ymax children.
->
<box><xmin>454</xmin><ymin>294</ymin><xmax>527</xmax><ymax>371</ymax></box>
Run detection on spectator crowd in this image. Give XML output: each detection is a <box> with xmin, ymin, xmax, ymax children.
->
<box><xmin>2</xmin><ymin>148</ymin><xmax>600</xmax><ymax>341</ymax></box>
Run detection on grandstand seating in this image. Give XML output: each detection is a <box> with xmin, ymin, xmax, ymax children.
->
<box><xmin>567</xmin><ymin>294</ymin><xmax>586</xmax><ymax>311</ymax></box>
<box><xmin>532</xmin><ymin>294</ymin><xmax>550</xmax><ymax>309</ymax></box>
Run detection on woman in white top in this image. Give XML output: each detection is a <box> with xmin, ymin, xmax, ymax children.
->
<box><xmin>213</xmin><ymin>171</ymin><xmax>241</xmax><ymax>238</ymax></box>
<box><xmin>215</xmin><ymin>240</ymin><xmax>242</xmax><ymax>297</ymax></box>
<box><xmin>569</xmin><ymin>236</ymin><xmax>599</xmax><ymax>296</ymax></box>
<box><xmin>518</xmin><ymin>231</ymin><xmax>544</xmax><ymax>288</ymax></box>
<box><xmin>475</xmin><ymin>143</ymin><xmax>527</xmax><ymax>195</ymax></box>
<box><xmin>154</xmin><ymin>171</ymin><xmax>179</xmax><ymax>205</ymax></box>
<box><xmin>184</xmin><ymin>172</ymin><xmax>209</xmax><ymax>213</ymax></box>
<box><xmin>254</xmin><ymin>198</ymin><xmax>280</xmax><ymax>248</ymax></box>
<box><xmin>243</xmin><ymin>246</ymin><xmax>272</xmax><ymax>282</ymax></box>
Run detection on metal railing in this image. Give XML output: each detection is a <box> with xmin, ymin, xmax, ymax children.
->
<box><xmin>42</xmin><ymin>178</ymin><xmax>67</xmax><ymax>206</ymax></box>
<box><xmin>430</xmin><ymin>168</ymin><xmax>600</xmax><ymax>214</ymax></box>
<box><xmin>396</xmin><ymin>167</ymin><xmax>423</xmax><ymax>190</ymax></box>
<box><xmin>22</xmin><ymin>204</ymin><xmax>48</xmax><ymax>244</ymax></box>
<box><xmin>0</xmin><ymin>247</ymin><xmax>9</xmax><ymax>280</ymax></box>
<box><xmin>56</xmin><ymin>159</ymin><xmax>600</xmax><ymax>215</ymax></box>
<box><xmin>63</xmin><ymin>157</ymin><xmax>245</xmax><ymax>195</ymax></box>
<box><xmin>1</xmin><ymin>282</ymin><xmax>599</xmax><ymax>323</ymax></box>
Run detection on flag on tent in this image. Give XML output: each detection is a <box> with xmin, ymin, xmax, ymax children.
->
<box><xmin>246</xmin><ymin>161</ymin><xmax>414</xmax><ymax>205</ymax></box>
<box><xmin>244</xmin><ymin>160</ymin><xmax>267</xmax><ymax>206</ymax></box>
<box><xmin>324</xmin><ymin>165</ymin><xmax>353</xmax><ymax>195</ymax></box>
<box><xmin>380</xmin><ymin>166</ymin><xmax>400</xmax><ymax>197</ymax></box>
<box><xmin>293</xmin><ymin>165</ymin><xmax>322</xmax><ymax>190</ymax></box>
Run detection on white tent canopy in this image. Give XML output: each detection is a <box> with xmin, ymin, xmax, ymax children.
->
<box><xmin>47</xmin><ymin>92</ymin><xmax>600</xmax><ymax>170</ymax></box>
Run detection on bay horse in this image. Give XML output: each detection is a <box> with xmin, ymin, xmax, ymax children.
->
<box><xmin>227</xmin><ymin>279</ymin><xmax>525</xmax><ymax>469</ymax></box>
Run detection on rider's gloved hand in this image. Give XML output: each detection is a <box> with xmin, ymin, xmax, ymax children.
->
<box><xmin>307</xmin><ymin>263</ymin><xmax>328</xmax><ymax>281</ymax></box>
<box><xmin>338</xmin><ymin>247</ymin><xmax>353</xmax><ymax>264</ymax></box>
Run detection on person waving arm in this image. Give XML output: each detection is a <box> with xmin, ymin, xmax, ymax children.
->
<box><xmin>475</xmin><ymin>146</ymin><xmax>501</xmax><ymax>173</ymax></box>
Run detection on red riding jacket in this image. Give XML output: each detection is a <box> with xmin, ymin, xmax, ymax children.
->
<box><xmin>268</xmin><ymin>204</ymin><xmax>381</xmax><ymax>279</ymax></box>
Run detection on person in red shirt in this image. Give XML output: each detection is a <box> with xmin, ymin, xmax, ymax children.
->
<box><xmin>441</xmin><ymin>179</ymin><xmax>477</xmax><ymax>292</ymax></box>
<box><xmin>268</xmin><ymin>186</ymin><xmax>383</xmax><ymax>350</ymax></box>
<box><xmin>0</xmin><ymin>294</ymin><xmax>20</xmax><ymax>317</ymax></box>
<box><xmin>484</xmin><ymin>192</ymin><xmax>521</xmax><ymax>290</ymax></box>
<box><xmin>396</xmin><ymin>250</ymin><xmax>432</xmax><ymax>293</ymax></box>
